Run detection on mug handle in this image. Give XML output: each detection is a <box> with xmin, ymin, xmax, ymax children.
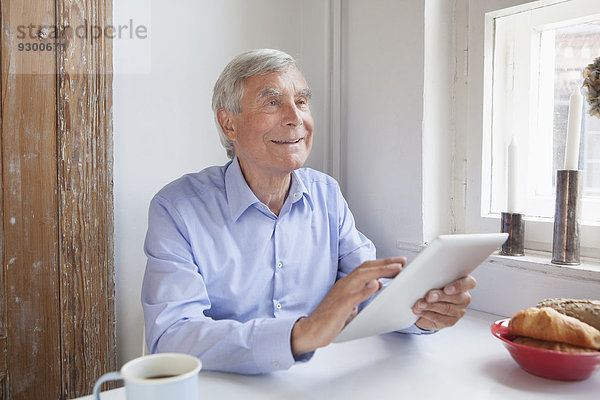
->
<box><xmin>93</xmin><ymin>371</ymin><xmax>123</xmax><ymax>400</ymax></box>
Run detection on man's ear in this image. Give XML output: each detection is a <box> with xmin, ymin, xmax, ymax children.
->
<box><xmin>217</xmin><ymin>109</ymin><xmax>236</xmax><ymax>141</ymax></box>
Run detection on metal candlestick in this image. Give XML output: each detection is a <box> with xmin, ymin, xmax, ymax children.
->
<box><xmin>500</xmin><ymin>212</ymin><xmax>524</xmax><ymax>256</ymax></box>
<box><xmin>551</xmin><ymin>169</ymin><xmax>583</xmax><ymax>265</ymax></box>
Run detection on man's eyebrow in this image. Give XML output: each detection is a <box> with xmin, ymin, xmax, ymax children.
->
<box><xmin>297</xmin><ymin>88</ymin><xmax>312</xmax><ymax>99</ymax></box>
<box><xmin>257</xmin><ymin>88</ymin><xmax>283</xmax><ymax>99</ymax></box>
<box><xmin>257</xmin><ymin>87</ymin><xmax>312</xmax><ymax>100</ymax></box>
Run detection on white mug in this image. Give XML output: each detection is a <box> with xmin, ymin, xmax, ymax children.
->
<box><xmin>93</xmin><ymin>353</ymin><xmax>202</xmax><ymax>399</ymax></box>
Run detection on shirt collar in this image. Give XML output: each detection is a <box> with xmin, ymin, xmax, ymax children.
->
<box><xmin>225</xmin><ymin>157</ymin><xmax>261</xmax><ymax>222</ymax></box>
<box><xmin>225</xmin><ymin>157</ymin><xmax>313</xmax><ymax>222</ymax></box>
<box><xmin>288</xmin><ymin>169</ymin><xmax>312</xmax><ymax>210</ymax></box>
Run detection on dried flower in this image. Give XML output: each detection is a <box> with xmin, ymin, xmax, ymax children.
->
<box><xmin>583</xmin><ymin>56</ymin><xmax>600</xmax><ymax>118</ymax></box>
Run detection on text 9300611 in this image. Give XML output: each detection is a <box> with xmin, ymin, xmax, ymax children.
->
<box><xmin>17</xmin><ymin>42</ymin><xmax>66</xmax><ymax>52</ymax></box>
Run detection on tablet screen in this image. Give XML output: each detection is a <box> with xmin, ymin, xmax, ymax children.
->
<box><xmin>334</xmin><ymin>233</ymin><xmax>508</xmax><ymax>343</ymax></box>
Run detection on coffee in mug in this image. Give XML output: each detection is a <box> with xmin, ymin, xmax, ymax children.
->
<box><xmin>93</xmin><ymin>353</ymin><xmax>201</xmax><ymax>399</ymax></box>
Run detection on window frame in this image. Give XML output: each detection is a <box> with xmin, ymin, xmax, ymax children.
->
<box><xmin>465</xmin><ymin>0</ymin><xmax>600</xmax><ymax>259</ymax></box>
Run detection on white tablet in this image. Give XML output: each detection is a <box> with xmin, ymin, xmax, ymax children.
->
<box><xmin>333</xmin><ymin>233</ymin><xmax>508</xmax><ymax>343</ymax></box>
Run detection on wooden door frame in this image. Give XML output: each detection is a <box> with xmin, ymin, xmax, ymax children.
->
<box><xmin>56</xmin><ymin>0</ymin><xmax>116</xmax><ymax>397</ymax></box>
<box><xmin>1</xmin><ymin>0</ymin><xmax>116</xmax><ymax>398</ymax></box>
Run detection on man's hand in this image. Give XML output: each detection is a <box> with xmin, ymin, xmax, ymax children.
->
<box><xmin>412</xmin><ymin>275</ymin><xmax>476</xmax><ymax>331</ymax></box>
<box><xmin>291</xmin><ymin>257</ymin><xmax>405</xmax><ymax>357</ymax></box>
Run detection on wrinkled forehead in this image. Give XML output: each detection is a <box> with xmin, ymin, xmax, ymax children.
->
<box><xmin>243</xmin><ymin>67</ymin><xmax>310</xmax><ymax>100</ymax></box>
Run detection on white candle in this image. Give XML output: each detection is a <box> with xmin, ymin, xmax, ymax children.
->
<box><xmin>507</xmin><ymin>137</ymin><xmax>519</xmax><ymax>213</ymax></box>
<box><xmin>564</xmin><ymin>88</ymin><xmax>583</xmax><ymax>170</ymax></box>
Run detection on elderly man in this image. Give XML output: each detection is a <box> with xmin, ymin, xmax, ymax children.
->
<box><xmin>142</xmin><ymin>49</ymin><xmax>475</xmax><ymax>374</ymax></box>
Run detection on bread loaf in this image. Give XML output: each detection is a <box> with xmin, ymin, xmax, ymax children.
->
<box><xmin>512</xmin><ymin>337</ymin><xmax>598</xmax><ymax>354</ymax></box>
<box><xmin>537</xmin><ymin>298</ymin><xmax>600</xmax><ymax>331</ymax></box>
<box><xmin>508</xmin><ymin>307</ymin><xmax>600</xmax><ymax>350</ymax></box>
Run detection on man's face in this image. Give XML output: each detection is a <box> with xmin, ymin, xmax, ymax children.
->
<box><xmin>223</xmin><ymin>66</ymin><xmax>314</xmax><ymax>177</ymax></box>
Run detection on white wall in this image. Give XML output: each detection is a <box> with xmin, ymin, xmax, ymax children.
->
<box><xmin>342</xmin><ymin>0</ymin><xmax>428</xmax><ymax>256</ymax></box>
<box><xmin>113</xmin><ymin>0</ymin><xmax>332</xmax><ymax>366</ymax></box>
<box><xmin>341</xmin><ymin>0</ymin><xmax>458</xmax><ymax>255</ymax></box>
<box><xmin>423</xmin><ymin>0</ymin><xmax>456</xmax><ymax>241</ymax></box>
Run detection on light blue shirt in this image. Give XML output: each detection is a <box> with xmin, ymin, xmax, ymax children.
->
<box><xmin>142</xmin><ymin>157</ymin><xmax>425</xmax><ymax>375</ymax></box>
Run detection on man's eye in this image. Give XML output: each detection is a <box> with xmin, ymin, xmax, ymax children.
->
<box><xmin>268</xmin><ymin>100</ymin><xmax>277</xmax><ymax>106</ymax></box>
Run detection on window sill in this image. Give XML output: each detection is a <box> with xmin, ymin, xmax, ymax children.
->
<box><xmin>488</xmin><ymin>250</ymin><xmax>600</xmax><ymax>282</ymax></box>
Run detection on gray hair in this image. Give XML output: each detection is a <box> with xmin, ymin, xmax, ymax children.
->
<box><xmin>212</xmin><ymin>49</ymin><xmax>298</xmax><ymax>159</ymax></box>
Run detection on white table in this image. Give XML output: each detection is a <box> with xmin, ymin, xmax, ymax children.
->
<box><xmin>81</xmin><ymin>310</ymin><xmax>600</xmax><ymax>400</ymax></box>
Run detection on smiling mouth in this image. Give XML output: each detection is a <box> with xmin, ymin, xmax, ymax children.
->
<box><xmin>271</xmin><ymin>138</ymin><xmax>303</xmax><ymax>144</ymax></box>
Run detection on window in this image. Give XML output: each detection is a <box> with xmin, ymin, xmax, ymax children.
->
<box><xmin>481</xmin><ymin>0</ymin><xmax>600</xmax><ymax>257</ymax></box>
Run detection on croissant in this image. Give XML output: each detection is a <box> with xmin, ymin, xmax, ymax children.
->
<box><xmin>512</xmin><ymin>337</ymin><xmax>597</xmax><ymax>354</ymax></box>
<box><xmin>508</xmin><ymin>307</ymin><xmax>600</xmax><ymax>350</ymax></box>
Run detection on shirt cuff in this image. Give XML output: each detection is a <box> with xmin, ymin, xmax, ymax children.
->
<box><xmin>251</xmin><ymin>317</ymin><xmax>299</xmax><ymax>373</ymax></box>
<box><xmin>396</xmin><ymin>323</ymin><xmax>437</xmax><ymax>335</ymax></box>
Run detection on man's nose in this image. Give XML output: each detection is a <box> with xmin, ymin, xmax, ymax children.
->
<box><xmin>281</xmin><ymin>101</ymin><xmax>303</xmax><ymax>126</ymax></box>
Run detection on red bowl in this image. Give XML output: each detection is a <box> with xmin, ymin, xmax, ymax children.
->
<box><xmin>491</xmin><ymin>318</ymin><xmax>600</xmax><ymax>381</ymax></box>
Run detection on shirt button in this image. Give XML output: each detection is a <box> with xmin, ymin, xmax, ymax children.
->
<box><xmin>272</xmin><ymin>361</ymin><xmax>280</xmax><ymax>369</ymax></box>
<box><xmin>277</xmin><ymin>261</ymin><xmax>283</xmax><ymax>268</ymax></box>
<box><xmin>276</xmin><ymin>303</ymin><xmax>282</xmax><ymax>310</ymax></box>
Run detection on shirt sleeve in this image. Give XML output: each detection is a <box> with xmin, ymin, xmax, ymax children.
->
<box><xmin>141</xmin><ymin>195</ymin><xmax>298</xmax><ymax>375</ymax></box>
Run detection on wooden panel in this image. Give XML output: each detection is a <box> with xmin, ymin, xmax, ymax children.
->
<box><xmin>0</xmin><ymin>375</ymin><xmax>7</xmax><ymax>400</ymax></box>
<box><xmin>0</xmin><ymin>26</ymin><xmax>5</xmax><ymax>389</ymax></box>
<box><xmin>0</xmin><ymin>336</ymin><xmax>7</xmax><ymax>397</ymax></box>
<box><xmin>1</xmin><ymin>1</ymin><xmax>62</xmax><ymax>398</ymax></box>
<box><xmin>56</xmin><ymin>0</ymin><xmax>116</xmax><ymax>397</ymax></box>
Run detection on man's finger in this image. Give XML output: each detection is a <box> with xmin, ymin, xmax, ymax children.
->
<box><xmin>415</xmin><ymin>301</ymin><xmax>468</xmax><ymax>318</ymax></box>
<box><xmin>350</xmin><ymin>262</ymin><xmax>403</xmax><ymax>285</ymax></box>
<box><xmin>443</xmin><ymin>275</ymin><xmax>476</xmax><ymax>295</ymax></box>
<box><xmin>360</xmin><ymin>256</ymin><xmax>406</xmax><ymax>268</ymax></box>
<box><xmin>416</xmin><ymin>311</ymin><xmax>461</xmax><ymax>330</ymax></box>
<box><xmin>425</xmin><ymin>290</ymin><xmax>472</xmax><ymax>305</ymax></box>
